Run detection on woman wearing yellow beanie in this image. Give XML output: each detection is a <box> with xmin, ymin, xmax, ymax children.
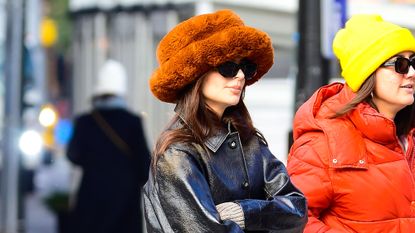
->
<box><xmin>287</xmin><ymin>14</ymin><xmax>415</xmax><ymax>232</ymax></box>
<box><xmin>143</xmin><ymin>10</ymin><xmax>307</xmax><ymax>232</ymax></box>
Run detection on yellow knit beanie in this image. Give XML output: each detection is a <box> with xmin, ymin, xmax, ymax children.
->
<box><xmin>333</xmin><ymin>14</ymin><xmax>415</xmax><ymax>92</ymax></box>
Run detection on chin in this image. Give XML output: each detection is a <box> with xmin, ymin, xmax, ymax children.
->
<box><xmin>405</xmin><ymin>97</ymin><xmax>414</xmax><ymax>105</ymax></box>
<box><xmin>226</xmin><ymin>97</ymin><xmax>241</xmax><ymax>106</ymax></box>
<box><xmin>227</xmin><ymin>102</ymin><xmax>239</xmax><ymax>107</ymax></box>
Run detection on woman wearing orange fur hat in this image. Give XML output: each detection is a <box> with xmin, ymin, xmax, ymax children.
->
<box><xmin>143</xmin><ymin>10</ymin><xmax>307</xmax><ymax>232</ymax></box>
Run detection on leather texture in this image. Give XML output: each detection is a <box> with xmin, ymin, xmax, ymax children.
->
<box><xmin>144</xmin><ymin>117</ymin><xmax>307</xmax><ymax>233</ymax></box>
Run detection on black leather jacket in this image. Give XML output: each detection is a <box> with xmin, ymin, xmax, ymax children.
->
<box><xmin>143</xmin><ymin>118</ymin><xmax>307</xmax><ymax>233</ymax></box>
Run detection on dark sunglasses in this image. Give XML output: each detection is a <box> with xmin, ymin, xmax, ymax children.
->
<box><xmin>382</xmin><ymin>56</ymin><xmax>415</xmax><ymax>74</ymax></box>
<box><xmin>216</xmin><ymin>60</ymin><xmax>257</xmax><ymax>81</ymax></box>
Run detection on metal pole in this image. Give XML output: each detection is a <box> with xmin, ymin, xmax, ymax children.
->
<box><xmin>294</xmin><ymin>0</ymin><xmax>329</xmax><ymax>111</ymax></box>
<box><xmin>1</xmin><ymin>0</ymin><xmax>24</xmax><ymax>231</ymax></box>
<box><xmin>289</xmin><ymin>0</ymin><xmax>329</xmax><ymax>148</ymax></box>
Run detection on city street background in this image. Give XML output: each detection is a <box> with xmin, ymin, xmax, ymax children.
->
<box><xmin>0</xmin><ymin>0</ymin><xmax>414</xmax><ymax>232</ymax></box>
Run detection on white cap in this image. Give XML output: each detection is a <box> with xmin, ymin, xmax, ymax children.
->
<box><xmin>93</xmin><ymin>59</ymin><xmax>127</xmax><ymax>97</ymax></box>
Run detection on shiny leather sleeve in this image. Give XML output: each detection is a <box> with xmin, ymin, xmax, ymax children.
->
<box><xmin>237</xmin><ymin>149</ymin><xmax>307</xmax><ymax>232</ymax></box>
<box><xmin>144</xmin><ymin>146</ymin><xmax>244</xmax><ymax>233</ymax></box>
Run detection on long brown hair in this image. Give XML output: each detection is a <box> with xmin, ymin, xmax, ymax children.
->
<box><xmin>152</xmin><ymin>75</ymin><xmax>256</xmax><ymax>168</ymax></box>
<box><xmin>333</xmin><ymin>75</ymin><xmax>414</xmax><ymax>136</ymax></box>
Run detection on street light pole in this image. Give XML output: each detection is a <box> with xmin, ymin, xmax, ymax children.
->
<box><xmin>1</xmin><ymin>0</ymin><xmax>24</xmax><ymax>231</ymax></box>
<box><xmin>294</xmin><ymin>0</ymin><xmax>329</xmax><ymax>112</ymax></box>
<box><xmin>288</xmin><ymin>0</ymin><xmax>330</xmax><ymax>149</ymax></box>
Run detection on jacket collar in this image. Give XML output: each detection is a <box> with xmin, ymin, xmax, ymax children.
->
<box><xmin>315</xmin><ymin>84</ymin><xmax>406</xmax><ymax>169</ymax></box>
<box><xmin>293</xmin><ymin>83</ymin><xmax>369</xmax><ymax>169</ymax></box>
<box><xmin>204</xmin><ymin>123</ymin><xmax>231</xmax><ymax>153</ymax></box>
<box><xmin>316</xmin><ymin>85</ymin><xmax>368</xmax><ymax>169</ymax></box>
<box><xmin>93</xmin><ymin>95</ymin><xmax>127</xmax><ymax>110</ymax></box>
<box><xmin>175</xmin><ymin>106</ymin><xmax>231</xmax><ymax>153</ymax></box>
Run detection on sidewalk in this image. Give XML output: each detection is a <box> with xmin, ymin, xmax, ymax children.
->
<box><xmin>24</xmin><ymin>150</ymin><xmax>73</xmax><ymax>233</ymax></box>
<box><xmin>24</xmin><ymin>193</ymin><xmax>56</xmax><ymax>233</ymax></box>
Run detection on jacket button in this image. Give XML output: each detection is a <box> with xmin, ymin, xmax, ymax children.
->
<box><xmin>229</xmin><ymin>141</ymin><xmax>237</xmax><ymax>149</ymax></box>
<box><xmin>241</xmin><ymin>181</ymin><xmax>249</xmax><ymax>189</ymax></box>
<box><xmin>332</xmin><ymin>159</ymin><xmax>338</xmax><ymax>164</ymax></box>
<box><xmin>359</xmin><ymin>160</ymin><xmax>365</xmax><ymax>164</ymax></box>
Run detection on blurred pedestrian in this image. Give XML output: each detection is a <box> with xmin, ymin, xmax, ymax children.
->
<box><xmin>288</xmin><ymin>14</ymin><xmax>415</xmax><ymax>232</ymax></box>
<box><xmin>143</xmin><ymin>10</ymin><xmax>307</xmax><ymax>233</ymax></box>
<box><xmin>67</xmin><ymin>59</ymin><xmax>150</xmax><ymax>233</ymax></box>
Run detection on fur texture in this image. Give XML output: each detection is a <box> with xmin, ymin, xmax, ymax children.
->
<box><xmin>149</xmin><ymin>9</ymin><xmax>274</xmax><ymax>103</ymax></box>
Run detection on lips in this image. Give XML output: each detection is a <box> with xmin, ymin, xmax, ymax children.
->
<box><xmin>400</xmin><ymin>84</ymin><xmax>413</xmax><ymax>89</ymax></box>
<box><xmin>228</xmin><ymin>86</ymin><xmax>242</xmax><ymax>91</ymax></box>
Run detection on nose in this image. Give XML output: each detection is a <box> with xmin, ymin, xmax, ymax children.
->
<box><xmin>407</xmin><ymin>65</ymin><xmax>415</xmax><ymax>78</ymax></box>
<box><xmin>235</xmin><ymin>69</ymin><xmax>245</xmax><ymax>80</ymax></box>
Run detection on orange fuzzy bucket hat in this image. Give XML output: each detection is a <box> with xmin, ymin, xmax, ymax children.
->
<box><xmin>149</xmin><ymin>9</ymin><xmax>274</xmax><ymax>103</ymax></box>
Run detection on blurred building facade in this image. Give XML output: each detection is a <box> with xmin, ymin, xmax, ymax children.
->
<box><xmin>68</xmin><ymin>0</ymin><xmax>415</xmax><ymax>158</ymax></box>
<box><xmin>0</xmin><ymin>0</ymin><xmax>414</xmax><ymax>232</ymax></box>
<box><xmin>68</xmin><ymin>0</ymin><xmax>299</xmax><ymax>155</ymax></box>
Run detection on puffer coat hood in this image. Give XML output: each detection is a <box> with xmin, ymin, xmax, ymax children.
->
<box><xmin>288</xmin><ymin>82</ymin><xmax>415</xmax><ymax>232</ymax></box>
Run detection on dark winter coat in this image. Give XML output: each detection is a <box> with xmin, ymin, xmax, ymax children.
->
<box><xmin>67</xmin><ymin>108</ymin><xmax>150</xmax><ymax>233</ymax></box>
<box><xmin>143</xmin><ymin>116</ymin><xmax>307</xmax><ymax>233</ymax></box>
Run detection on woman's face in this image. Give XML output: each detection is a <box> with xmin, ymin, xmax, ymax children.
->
<box><xmin>202</xmin><ymin>68</ymin><xmax>246</xmax><ymax>117</ymax></box>
<box><xmin>373</xmin><ymin>51</ymin><xmax>415</xmax><ymax>119</ymax></box>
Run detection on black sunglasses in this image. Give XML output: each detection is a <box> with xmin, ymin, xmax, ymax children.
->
<box><xmin>382</xmin><ymin>56</ymin><xmax>415</xmax><ymax>74</ymax></box>
<box><xmin>216</xmin><ymin>60</ymin><xmax>257</xmax><ymax>81</ymax></box>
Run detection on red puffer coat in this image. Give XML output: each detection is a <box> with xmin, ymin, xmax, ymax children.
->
<box><xmin>288</xmin><ymin>82</ymin><xmax>415</xmax><ymax>233</ymax></box>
